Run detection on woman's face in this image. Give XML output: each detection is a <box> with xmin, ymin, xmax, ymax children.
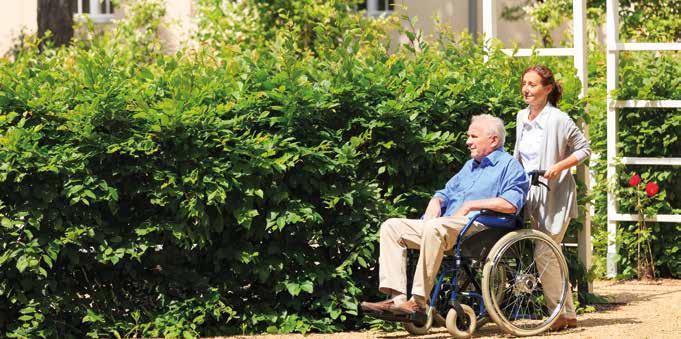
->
<box><xmin>521</xmin><ymin>71</ymin><xmax>552</xmax><ymax>107</ymax></box>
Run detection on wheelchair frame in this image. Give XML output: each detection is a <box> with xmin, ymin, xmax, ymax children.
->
<box><xmin>396</xmin><ymin>170</ymin><xmax>571</xmax><ymax>337</ymax></box>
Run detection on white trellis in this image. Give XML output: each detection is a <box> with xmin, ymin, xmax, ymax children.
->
<box><xmin>605</xmin><ymin>0</ymin><xmax>681</xmax><ymax>277</ymax></box>
<box><xmin>482</xmin><ymin>0</ymin><xmax>592</xmax><ymax>291</ymax></box>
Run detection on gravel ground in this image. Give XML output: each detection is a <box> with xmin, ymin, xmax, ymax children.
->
<box><xmin>226</xmin><ymin>279</ymin><xmax>681</xmax><ymax>339</ymax></box>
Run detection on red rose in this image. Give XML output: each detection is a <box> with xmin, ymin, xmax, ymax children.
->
<box><xmin>629</xmin><ymin>174</ymin><xmax>641</xmax><ymax>187</ymax></box>
<box><xmin>645</xmin><ymin>182</ymin><xmax>659</xmax><ymax>197</ymax></box>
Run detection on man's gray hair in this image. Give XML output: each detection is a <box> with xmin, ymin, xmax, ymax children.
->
<box><xmin>471</xmin><ymin>114</ymin><xmax>506</xmax><ymax>148</ymax></box>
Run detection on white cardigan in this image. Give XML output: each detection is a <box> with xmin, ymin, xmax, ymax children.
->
<box><xmin>513</xmin><ymin>103</ymin><xmax>591</xmax><ymax>235</ymax></box>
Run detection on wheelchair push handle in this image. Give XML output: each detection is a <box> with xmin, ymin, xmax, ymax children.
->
<box><xmin>527</xmin><ymin>170</ymin><xmax>550</xmax><ymax>191</ymax></box>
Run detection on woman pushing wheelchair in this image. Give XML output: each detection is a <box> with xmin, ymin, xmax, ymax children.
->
<box><xmin>515</xmin><ymin>64</ymin><xmax>591</xmax><ymax>331</ymax></box>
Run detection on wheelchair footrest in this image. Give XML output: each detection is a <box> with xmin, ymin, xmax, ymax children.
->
<box><xmin>364</xmin><ymin>310</ymin><xmax>427</xmax><ymax>326</ymax></box>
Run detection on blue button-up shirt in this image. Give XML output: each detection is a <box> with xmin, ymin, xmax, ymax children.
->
<box><xmin>433</xmin><ymin>148</ymin><xmax>529</xmax><ymax>217</ymax></box>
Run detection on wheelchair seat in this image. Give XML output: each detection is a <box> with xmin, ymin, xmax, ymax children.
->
<box><xmin>453</xmin><ymin>227</ymin><xmax>508</xmax><ymax>259</ymax></box>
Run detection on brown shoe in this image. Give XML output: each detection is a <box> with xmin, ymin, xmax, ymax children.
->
<box><xmin>388</xmin><ymin>299</ymin><xmax>425</xmax><ymax>315</ymax></box>
<box><xmin>567</xmin><ymin>317</ymin><xmax>578</xmax><ymax>328</ymax></box>
<box><xmin>550</xmin><ymin>316</ymin><xmax>577</xmax><ymax>331</ymax></box>
<box><xmin>360</xmin><ymin>299</ymin><xmax>395</xmax><ymax>314</ymax></box>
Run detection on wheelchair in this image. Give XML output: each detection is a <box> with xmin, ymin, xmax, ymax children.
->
<box><xmin>373</xmin><ymin>170</ymin><xmax>570</xmax><ymax>338</ymax></box>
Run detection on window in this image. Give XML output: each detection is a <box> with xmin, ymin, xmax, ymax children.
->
<box><xmin>72</xmin><ymin>0</ymin><xmax>115</xmax><ymax>23</ymax></box>
<box><xmin>359</xmin><ymin>0</ymin><xmax>396</xmax><ymax>17</ymax></box>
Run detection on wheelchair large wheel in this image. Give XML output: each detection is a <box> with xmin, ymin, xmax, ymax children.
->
<box><xmin>477</xmin><ymin>264</ymin><xmax>506</xmax><ymax>329</ymax></box>
<box><xmin>404</xmin><ymin>306</ymin><xmax>433</xmax><ymax>335</ymax></box>
<box><xmin>481</xmin><ymin>229</ymin><xmax>569</xmax><ymax>336</ymax></box>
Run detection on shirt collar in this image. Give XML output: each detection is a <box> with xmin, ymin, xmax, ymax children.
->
<box><xmin>473</xmin><ymin>148</ymin><xmax>505</xmax><ymax>168</ymax></box>
<box><xmin>524</xmin><ymin>102</ymin><xmax>552</xmax><ymax>128</ymax></box>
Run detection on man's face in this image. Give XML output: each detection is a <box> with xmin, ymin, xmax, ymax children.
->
<box><xmin>466</xmin><ymin>121</ymin><xmax>498</xmax><ymax>162</ymax></box>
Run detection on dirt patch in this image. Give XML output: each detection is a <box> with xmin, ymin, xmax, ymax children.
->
<box><xmin>223</xmin><ymin>279</ymin><xmax>681</xmax><ymax>339</ymax></box>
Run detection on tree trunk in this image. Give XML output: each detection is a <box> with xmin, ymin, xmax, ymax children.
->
<box><xmin>37</xmin><ymin>0</ymin><xmax>76</xmax><ymax>48</ymax></box>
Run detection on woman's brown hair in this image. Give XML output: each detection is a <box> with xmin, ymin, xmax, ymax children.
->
<box><xmin>521</xmin><ymin>65</ymin><xmax>563</xmax><ymax>107</ymax></box>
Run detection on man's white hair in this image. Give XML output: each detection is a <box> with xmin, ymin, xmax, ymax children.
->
<box><xmin>471</xmin><ymin>114</ymin><xmax>506</xmax><ymax>148</ymax></box>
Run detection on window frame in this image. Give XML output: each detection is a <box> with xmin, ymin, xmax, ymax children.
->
<box><xmin>364</xmin><ymin>0</ymin><xmax>396</xmax><ymax>17</ymax></box>
<box><xmin>74</xmin><ymin>0</ymin><xmax>115</xmax><ymax>24</ymax></box>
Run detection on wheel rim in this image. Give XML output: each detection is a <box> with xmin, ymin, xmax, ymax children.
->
<box><xmin>487</xmin><ymin>234</ymin><xmax>567</xmax><ymax>332</ymax></box>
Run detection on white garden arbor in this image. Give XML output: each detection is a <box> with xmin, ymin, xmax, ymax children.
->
<box><xmin>482</xmin><ymin>0</ymin><xmax>681</xmax><ymax>280</ymax></box>
<box><xmin>605</xmin><ymin>0</ymin><xmax>681</xmax><ymax>277</ymax></box>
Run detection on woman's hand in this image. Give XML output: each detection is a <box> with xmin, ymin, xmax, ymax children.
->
<box><xmin>423</xmin><ymin>198</ymin><xmax>443</xmax><ymax>220</ymax></box>
<box><xmin>543</xmin><ymin>164</ymin><xmax>562</xmax><ymax>180</ymax></box>
<box><xmin>543</xmin><ymin>155</ymin><xmax>580</xmax><ymax>180</ymax></box>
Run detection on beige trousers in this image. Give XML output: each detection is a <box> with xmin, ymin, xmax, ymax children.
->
<box><xmin>378</xmin><ymin>216</ymin><xmax>482</xmax><ymax>299</ymax></box>
<box><xmin>533</xmin><ymin>220</ymin><xmax>577</xmax><ymax>318</ymax></box>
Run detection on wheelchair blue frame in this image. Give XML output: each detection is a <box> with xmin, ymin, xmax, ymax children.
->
<box><xmin>427</xmin><ymin>210</ymin><xmax>522</xmax><ymax>322</ymax></box>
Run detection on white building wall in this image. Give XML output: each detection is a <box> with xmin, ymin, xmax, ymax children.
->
<box><xmin>396</xmin><ymin>0</ymin><xmax>567</xmax><ymax>47</ymax></box>
<box><xmin>0</xmin><ymin>0</ymin><xmax>37</xmax><ymax>56</ymax></box>
<box><xmin>400</xmin><ymin>0</ymin><xmax>471</xmax><ymax>37</ymax></box>
<box><xmin>157</xmin><ymin>0</ymin><xmax>196</xmax><ymax>52</ymax></box>
<box><xmin>482</xmin><ymin>0</ymin><xmax>569</xmax><ymax>47</ymax></box>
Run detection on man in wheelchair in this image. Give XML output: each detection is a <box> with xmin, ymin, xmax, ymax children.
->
<box><xmin>361</xmin><ymin>114</ymin><xmax>529</xmax><ymax>321</ymax></box>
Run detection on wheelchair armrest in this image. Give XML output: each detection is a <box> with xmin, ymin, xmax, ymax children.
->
<box><xmin>474</xmin><ymin>210</ymin><xmax>521</xmax><ymax>230</ymax></box>
<box><xmin>479</xmin><ymin>209</ymin><xmax>516</xmax><ymax>217</ymax></box>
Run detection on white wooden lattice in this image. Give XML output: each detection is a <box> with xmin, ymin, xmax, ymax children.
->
<box><xmin>606</xmin><ymin>0</ymin><xmax>681</xmax><ymax>277</ymax></box>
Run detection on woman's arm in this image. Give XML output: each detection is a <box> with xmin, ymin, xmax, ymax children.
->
<box><xmin>545</xmin><ymin>116</ymin><xmax>591</xmax><ymax>180</ymax></box>
<box><xmin>544</xmin><ymin>154</ymin><xmax>579</xmax><ymax>179</ymax></box>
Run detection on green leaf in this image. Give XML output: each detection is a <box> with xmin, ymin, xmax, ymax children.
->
<box><xmin>18</xmin><ymin>315</ymin><xmax>33</xmax><ymax>322</ymax></box>
<box><xmin>16</xmin><ymin>255</ymin><xmax>29</xmax><ymax>273</ymax></box>
<box><xmin>285</xmin><ymin>282</ymin><xmax>301</xmax><ymax>296</ymax></box>
<box><xmin>300</xmin><ymin>280</ymin><xmax>314</xmax><ymax>294</ymax></box>
<box><xmin>1</xmin><ymin>217</ymin><xmax>13</xmax><ymax>228</ymax></box>
<box><xmin>19</xmin><ymin>307</ymin><xmax>35</xmax><ymax>314</ymax></box>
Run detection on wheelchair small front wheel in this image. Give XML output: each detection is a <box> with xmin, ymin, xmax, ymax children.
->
<box><xmin>404</xmin><ymin>306</ymin><xmax>433</xmax><ymax>335</ymax></box>
<box><xmin>445</xmin><ymin>304</ymin><xmax>476</xmax><ymax>338</ymax></box>
<box><xmin>482</xmin><ymin>229</ymin><xmax>569</xmax><ymax>336</ymax></box>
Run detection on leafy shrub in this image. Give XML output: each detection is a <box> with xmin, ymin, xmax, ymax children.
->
<box><xmin>0</xmin><ymin>0</ymin><xmax>586</xmax><ymax>337</ymax></box>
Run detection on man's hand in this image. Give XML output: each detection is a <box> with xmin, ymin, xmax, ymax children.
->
<box><xmin>423</xmin><ymin>198</ymin><xmax>443</xmax><ymax>220</ymax></box>
<box><xmin>453</xmin><ymin>201</ymin><xmax>474</xmax><ymax>217</ymax></box>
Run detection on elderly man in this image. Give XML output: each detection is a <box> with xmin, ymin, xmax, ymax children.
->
<box><xmin>361</xmin><ymin>114</ymin><xmax>529</xmax><ymax>317</ymax></box>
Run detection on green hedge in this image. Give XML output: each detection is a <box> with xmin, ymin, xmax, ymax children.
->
<box><xmin>0</xmin><ymin>1</ymin><xmax>591</xmax><ymax>337</ymax></box>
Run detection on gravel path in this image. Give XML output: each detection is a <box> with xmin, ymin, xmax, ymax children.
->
<box><xmin>229</xmin><ymin>279</ymin><xmax>681</xmax><ymax>339</ymax></box>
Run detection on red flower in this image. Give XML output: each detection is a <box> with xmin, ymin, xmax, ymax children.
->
<box><xmin>629</xmin><ymin>173</ymin><xmax>641</xmax><ymax>187</ymax></box>
<box><xmin>645</xmin><ymin>182</ymin><xmax>659</xmax><ymax>197</ymax></box>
